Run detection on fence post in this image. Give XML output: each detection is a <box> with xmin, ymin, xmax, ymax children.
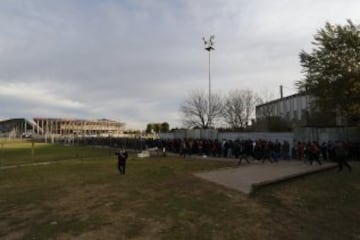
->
<box><xmin>0</xmin><ymin>141</ymin><xmax>4</xmax><ymax>167</ymax></box>
<box><xmin>31</xmin><ymin>138</ymin><xmax>35</xmax><ymax>161</ymax></box>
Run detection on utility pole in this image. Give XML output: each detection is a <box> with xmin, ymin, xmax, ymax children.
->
<box><xmin>202</xmin><ymin>35</ymin><xmax>215</xmax><ymax>127</ymax></box>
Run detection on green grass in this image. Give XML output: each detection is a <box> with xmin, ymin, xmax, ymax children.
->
<box><xmin>0</xmin><ymin>140</ymin><xmax>112</xmax><ymax>166</ymax></box>
<box><xmin>0</xmin><ymin>142</ymin><xmax>359</xmax><ymax>239</ymax></box>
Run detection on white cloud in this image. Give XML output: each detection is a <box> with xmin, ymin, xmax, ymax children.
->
<box><xmin>0</xmin><ymin>82</ymin><xmax>84</xmax><ymax>109</ymax></box>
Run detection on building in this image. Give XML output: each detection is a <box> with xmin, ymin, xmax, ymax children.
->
<box><xmin>256</xmin><ymin>93</ymin><xmax>312</xmax><ymax>126</ymax></box>
<box><xmin>0</xmin><ymin>118</ymin><xmax>43</xmax><ymax>137</ymax></box>
<box><xmin>0</xmin><ymin>118</ymin><xmax>126</xmax><ymax>137</ymax></box>
<box><xmin>256</xmin><ymin>91</ymin><xmax>354</xmax><ymax>128</ymax></box>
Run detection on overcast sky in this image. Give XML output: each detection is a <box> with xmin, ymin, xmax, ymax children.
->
<box><xmin>1</xmin><ymin>0</ymin><xmax>359</xmax><ymax>129</ymax></box>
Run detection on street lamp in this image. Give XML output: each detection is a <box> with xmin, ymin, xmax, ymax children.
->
<box><xmin>202</xmin><ymin>35</ymin><xmax>215</xmax><ymax>127</ymax></box>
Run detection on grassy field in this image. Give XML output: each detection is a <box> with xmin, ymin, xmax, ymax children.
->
<box><xmin>0</xmin><ymin>141</ymin><xmax>359</xmax><ymax>239</ymax></box>
<box><xmin>0</xmin><ymin>140</ymin><xmax>112</xmax><ymax>166</ymax></box>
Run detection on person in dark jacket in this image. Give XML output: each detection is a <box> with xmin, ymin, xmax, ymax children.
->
<box><xmin>334</xmin><ymin>140</ymin><xmax>352</xmax><ymax>172</ymax></box>
<box><xmin>238</xmin><ymin>141</ymin><xmax>250</xmax><ymax>165</ymax></box>
<box><xmin>115</xmin><ymin>149</ymin><xmax>128</xmax><ymax>175</ymax></box>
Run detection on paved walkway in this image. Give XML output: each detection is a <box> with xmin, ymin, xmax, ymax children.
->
<box><xmin>194</xmin><ymin>161</ymin><xmax>337</xmax><ymax>194</ymax></box>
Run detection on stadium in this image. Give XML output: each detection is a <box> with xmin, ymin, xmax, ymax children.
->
<box><xmin>0</xmin><ymin>117</ymin><xmax>125</xmax><ymax>138</ymax></box>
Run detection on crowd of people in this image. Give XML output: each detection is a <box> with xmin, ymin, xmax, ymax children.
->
<box><xmin>154</xmin><ymin>138</ymin><xmax>355</xmax><ymax>171</ymax></box>
<box><xmin>77</xmin><ymin>136</ymin><xmax>357</xmax><ymax>171</ymax></box>
<box><xmin>148</xmin><ymin>138</ymin><xmax>356</xmax><ymax>161</ymax></box>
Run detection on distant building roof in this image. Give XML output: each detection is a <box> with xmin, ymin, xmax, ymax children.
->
<box><xmin>256</xmin><ymin>92</ymin><xmax>305</xmax><ymax>108</ymax></box>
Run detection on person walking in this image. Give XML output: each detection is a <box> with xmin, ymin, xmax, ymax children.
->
<box><xmin>262</xmin><ymin>140</ymin><xmax>273</xmax><ymax>164</ymax></box>
<box><xmin>310</xmin><ymin>141</ymin><xmax>322</xmax><ymax>165</ymax></box>
<box><xmin>180</xmin><ymin>139</ymin><xmax>187</xmax><ymax>158</ymax></box>
<box><xmin>238</xmin><ymin>141</ymin><xmax>250</xmax><ymax>165</ymax></box>
<box><xmin>115</xmin><ymin>149</ymin><xmax>128</xmax><ymax>175</ymax></box>
<box><xmin>334</xmin><ymin>140</ymin><xmax>352</xmax><ymax>172</ymax></box>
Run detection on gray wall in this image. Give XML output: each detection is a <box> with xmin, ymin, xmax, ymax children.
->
<box><xmin>159</xmin><ymin>129</ymin><xmax>218</xmax><ymax>140</ymax></box>
<box><xmin>294</xmin><ymin>127</ymin><xmax>360</xmax><ymax>143</ymax></box>
<box><xmin>160</xmin><ymin>127</ymin><xmax>360</xmax><ymax>144</ymax></box>
<box><xmin>160</xmin><ymin>130</ymin><xmax>293</xmax><ymax>142</ymax></box>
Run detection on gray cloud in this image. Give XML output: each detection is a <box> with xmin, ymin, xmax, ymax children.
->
<box><xmin>1</xmin><ymin>0</ymin><xmax>360</xmax><ymax>128</ymax></box>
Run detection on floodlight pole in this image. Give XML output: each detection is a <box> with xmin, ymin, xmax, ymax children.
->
<box><xmin>203</xmin><ymin>36</ymin><xmax>215</xmax><ymax>128</ymax></box>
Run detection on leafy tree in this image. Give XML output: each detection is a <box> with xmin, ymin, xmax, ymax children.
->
<box><xmin>296</xmin><ymin>20</ymin><xmax>360</xmax><ymax>125</ymax></box>
<box><xmin>146</xmin><ymin>122</ymin><xmax>170</xmax><ymax>133</ymax></box>
<box><xmin>160</xmin><ymin>122</ymin><xmax>169</xmax><ymax>132</ymax></box>
<box><xmin>180</xmin><ymin>90</ymin><xmax>223</xmax><ymax>129</ymax></box>
<box><xmin>146</xmin><ymin>123</ymin><xmax>154</xmax><ymax>134</ymax></box>
<box><xmin>153</xmin><ymin>124</ymin><xmax>160</xmax><ymax>133</ymax></box>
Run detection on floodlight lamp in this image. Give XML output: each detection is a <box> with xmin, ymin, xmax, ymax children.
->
<box><xmin>209</xmin><ymin>35</ymin><xmax>215</xmax><ymax>45</ymax></box>
<box><xmin>203</xmin><ymin>35</ymin><xmax>215</xmax><ymax>51</ymax></box>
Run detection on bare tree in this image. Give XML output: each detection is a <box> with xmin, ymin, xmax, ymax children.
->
<box><xmin>223</xmin><ymin>90</ymin><xmax>260</xmax><ymax>129</ymax></box>
<box><xmin>180</xmin><ymin>90</ymin><xmax>223</xmax><ymax>129</ymax></box>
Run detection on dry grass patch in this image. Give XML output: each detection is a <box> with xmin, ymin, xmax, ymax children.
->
<box><xmin>1</xmin><ymin>145</ymin><xmax>359</xmax><ymax>239</ymax></box>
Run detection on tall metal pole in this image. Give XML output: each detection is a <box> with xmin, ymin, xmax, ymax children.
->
<box><xmin>203</xmin><ymin>35</ymin><xmax>215</xmax><ymax>128</ymax></box>
<box><xmin>208</xmin><ymin>49</ymin><xmax>211</xmax><ymax>126</ymax></box>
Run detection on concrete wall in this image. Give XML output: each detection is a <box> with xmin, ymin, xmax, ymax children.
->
<box><xmin>218</xmin><ymin>132</ymin><xmax>293</xmax><ymax>142</ymax></box>
<box><xmin>160</xmin><ymin>129</ymin><xmax>218</xmax><ymax>140</ymax></box>
<box><xmin>294</xmin><ymin>127</ymin><xmax>360</xmax><ymax>142</ymax></box>
<box><xmin>160</xmin><ymin>130</ymin><xmax>293</xmax><ymax>142</ymax></box>
<box><xmin>160</xmin><ymin>127</ymin><xmax>360</xmax><ymax>144</ymax></box>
